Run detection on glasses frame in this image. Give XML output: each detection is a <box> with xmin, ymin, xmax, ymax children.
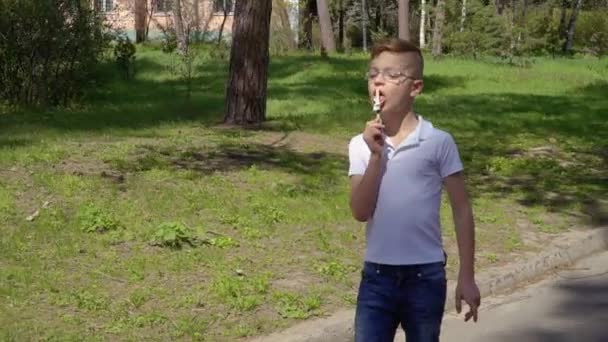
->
<box><xmin>365</xmin><ymin>68</ymin><xmax>418</xmax><ymax>84</ymax></box>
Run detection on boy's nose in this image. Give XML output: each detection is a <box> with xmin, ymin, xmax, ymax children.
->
<box><xmin>373</xmin><ymin>77</ymin><xmax>385</xmax><ymax>86</ymax></box>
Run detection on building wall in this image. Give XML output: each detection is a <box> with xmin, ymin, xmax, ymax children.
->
<box><xmin>97</xmin><ymin>0</ymin><xmax>299</xmax><ymax>44</ymax></box>
<box><xmin>98</xmin><ymin>0</ymin><xmax>235</xmax><ymax>41</ymax></box>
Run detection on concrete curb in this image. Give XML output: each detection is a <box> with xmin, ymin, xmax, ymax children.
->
<box><xmin>251</xmin><ymin>227</ymin><xmax>608</xmax><ymax>342</ymax></box>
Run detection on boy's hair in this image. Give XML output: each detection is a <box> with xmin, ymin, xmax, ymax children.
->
<box><xmin>371</xmin><ymin>38</ymin><xmax>424</xmax><ymax>79</ymax></box>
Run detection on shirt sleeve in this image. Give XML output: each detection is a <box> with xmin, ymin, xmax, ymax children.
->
<box><xmin>348</xmin><ymin>136</ymin><xmax>367</xmax><ymax>176</ymax></box>
<box><xmin>439</xmin><ymin>133</ymin><xmax>464</xmax><ymax>178</ymax></box>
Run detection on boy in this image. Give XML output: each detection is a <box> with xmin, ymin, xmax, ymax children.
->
<box><xmin>348</xmin><ymin>38</ymin><xmax>480</xmax><ymax>342</ymax></box>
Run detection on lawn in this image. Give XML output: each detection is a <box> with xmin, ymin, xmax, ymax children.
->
<box><xmin>1</xmin><ymin>47</ymin><xmax>607</xmax><ymax>341</ymax></box>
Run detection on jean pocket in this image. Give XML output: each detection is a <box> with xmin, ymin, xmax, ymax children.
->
<box><xmin>361</xmin><ymin>266</ymin><xmax>388</xmax><ymax>285</ymax></box>
<box><xmin>418</xmin><ymin>263</ymin><xmax>446</xmax><ymax>283</ymax></box>
<box><xmin>361</xmin><ymin>267</ymin><xmax>377</xmax><ymax>281</ymax></box>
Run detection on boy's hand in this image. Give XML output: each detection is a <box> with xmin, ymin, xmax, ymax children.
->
<box><xmin>455</xmin><ymin>277</ymin><xmax>481</xmax><ymax>322</ymax></box>
<box><xmin>363</xmin><ymin>116</ymin><xmax>385</xmax><ymax>156</ymax></box>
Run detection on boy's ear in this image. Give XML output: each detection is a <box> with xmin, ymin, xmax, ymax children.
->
<box><xmin>410</xmin><ymin>80</ymin><xmax>424</xmax><ymax>97</ymax></box>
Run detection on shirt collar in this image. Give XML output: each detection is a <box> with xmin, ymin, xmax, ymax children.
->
<box><xmin>387</xmin><ymin>114</ymin><xmax>434</xmax><ymax>149</ymax></box>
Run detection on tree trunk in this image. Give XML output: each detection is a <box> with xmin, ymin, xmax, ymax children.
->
<box><xmin>173</xmin><ymin>0</ymin><xmax>188</xmax><ymax>53</ymax></box>
<box><xmin>559</xmin><ymin>0</ymin><xmax>568</xmax><ymax>42</ymax></box>
<box><xmin>145</xmin><ymin>0</ymin><xmax>157</xmax><ymax>41</ymax></box>
<box><xmin>316</xmin><ymin>0</ymin><xmax>336</xmax><ymax>53</ymax></box>
<box><xmin>276</xmin><ymin>0</ymin><xmax>296</xmax><ymax>49</ymax></box>
<box><xmin>299</xmin><ymin>0</ymin><xmax>314</xmax><ymax>50</ymax></box>
<box><xmin>510</xmin><ymin>0</ymin><xmax>516</xmax><ymax>52</ymax></box>
<box><xmin>374</xmin><ymin>1</ymin><xmax>381</xmax><ymax>33</ymax></box>
<box><xmin>398</xmin><ymin>0</ymin><xmax>410</xmax><ymax>41</ymax></box>
<box><xmin>563</xmin><ymin>0</ymin><xmax>583</xmax><ymax>53</ymax></box>
<box><xmin>338</xmin><ymin>0</ymin><xmax>345</xmax><ymax>50</ymax></box>
<box><xmin>431</xmin><ymin>0</ymin><xmax>444</xmax><ymax>57</ymax></box>
<box><xmin>362</xmin><ymin>0</ymin><xmax>368</xmax><ymax>52</ymax></box>
<box><xmin>494</xmin><ymin>0</ymin><xmax>504</xmax><ymax>15</ymax></box>
<box><xmin>217</xmin><ymin>5</ymin><xmax>229</xmax><ymax>44</ymax></box>
<box><xmin>193</xmin><ymin>0</ymin><xmax>201</xmax><ymax>41</ymax></box>
<box><xmin>460</xmin><ymin>0</ymin><xmax>466</xmax><ymax>32</ymax></box>
<box><xmin>224</xmin><ymin>0</ymin><xmax>273</xmax><ymax>125</ymax></box>
<box><xmin>134</xmin><ymin>0</ymin><xmax>147</xmax><ymax>43</ymax></box>
<box><xmin>419</xmin><ymin>0</ymin><xmax>426</xmax><ymax>48</ymax></box>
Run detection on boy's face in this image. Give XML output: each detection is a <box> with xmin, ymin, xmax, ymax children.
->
<box><xmin>367</xmin><ymin>51</ymin><xmax>424</xmax><ymax>116</ymax></box>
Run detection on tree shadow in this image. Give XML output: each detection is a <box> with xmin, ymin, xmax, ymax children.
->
<box><xmin>410</xmin><ymin>83</ymin><xmax>608</xmax><ymax>223</ymax></box>
<box><xmin>491</xmin><ymin>243</ymin><xmax>608</xmax><ymax>342</ymax></box>
<box><xmin>0</xmin><ymin>54</ymin><xmax>468</xmax><ymax>136</ymax></box>
<box><xmin>0</xmin><ymin>58</ymin><xmax>226</xmax><ymax>133</ymax></box>
<box><xmin>0</xmin><ymin>138</ymin><xmax>30</xmax><ymax>149</ymax></box>
<box><xmin>108</xmin><ymin>139</ymin><xmax>348</xmax><ymax>178</ymax></box>
<box><xmin>0</xmin><ymin>54</ymin><xmax>605</xmax><ymax>223</ymax></box>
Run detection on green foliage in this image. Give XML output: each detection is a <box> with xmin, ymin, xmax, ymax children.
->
<box><xmin>151</xmin><ymin>222</ymin><xmax>196</xmax><ymax>248</ymax></box>
<box><xmin>72</xmin><ymin>290</ymin><xmax>109</xmax><ymax>311</ymax></box>
<box><xmin>518</xmin><ymin>6</ymin><xmax>563</xmax><ymax>56</ymax></box>
<box><xmin>78</xmin><ymin>204</ymin><xmax>120</xmax><ymax>233</ymax></box>
<box><xmin>213</xmin><ymin>274</ymin><xmax>269</xmax><ymax>311</ymax></box>
<box><xmin>316</xmin><ymin>261</ymin><xmax>355</xmax><ymax>281</ymax></box>
<box><xmin>273</xmin><ymin>291</ymin><xmax>321</xmax><ymax>319</ymax></box>
<box><xmin>210</xmin><ymin>41</ymin><xmax>230</xmax><ymax>61</ymax></box>
<box><xmin>575</xmin><ymin>11</ymin><xmax>608</xmax><ymax>57</ymax></box>
<box><xmin>269</xmin><ymin>0</ymin><xmax>296</xmax><ymax>57</ymax></box>
<box><xmin>114</xmin><ymin>35</ymin><xmax>136</xmax><ymax>81</ymax></box>
<box><xmin>446</xmin><ymin>2</ymin><xmax>507</xmax><ymax>58</ymax></box>
<box><xmin>443</xmin><ymin>2</ymin><xmax>608</xmax><ymax>59</ymax></box>
<box><xmin>0</xmin><ymin>0</ymin><xmax>111</xmax><ymax>105</ymax></box>
<box><xmin>160</xmin><ymin>27</ymin><xmax>178</xmax><ymax>54</ymax></box>
<box><xmin>164</xmin><ymin>45</ymin><xmax>204</xmax><ymax>101</ymax></box>
<box><xmin>208</xmin><ymin>236</ymin><xmax>238</xmax><ymax>248</ymax></box>
<box><xmin>487</xmin><ymin>156</ymin><xmax>563</xmax><ymax>178</ymax></box>
<box><xmin>1</xmin><ymin>48</ymin><xmax>606</xmax><ymax>340</ymax></box>
<box><xmin>128</xmin><ymin>288</ymin><xmax>150</xmax><ymax>309</ymax></box>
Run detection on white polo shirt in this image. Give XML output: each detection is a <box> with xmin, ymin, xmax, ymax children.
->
<box><xmin>348</xmin><ymin>116</ymin><xmax>463</xmax><ymax>265</ymax></box>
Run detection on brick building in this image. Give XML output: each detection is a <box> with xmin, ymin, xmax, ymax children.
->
<box><xmin>93</xmin><ymin>0</ymin><xmax>298</xmax><ymax>43</ymax></box>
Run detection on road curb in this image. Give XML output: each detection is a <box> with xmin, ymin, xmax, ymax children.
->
<box><xmin>250</xmin><ymin>227</ymin><xmax>608</xmax><ymax>342</ymax></box>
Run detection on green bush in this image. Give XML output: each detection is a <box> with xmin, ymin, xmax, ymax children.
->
<box><xmin>151</xmin><ymin>222</ymin><xmax>195</xmax><ymax>248</ymax></box>
<box><xmin>519</xmin><ymin>6</ymin><xmax>563</xmax><ymax>56</ymax></box>
<box><xmin>114</xmin><ymin>35</ymin><xmax>136</xmax><ymax>80</ymax></box>
<box><xmin>0</xmin><ymin>0</ymin><xmax>111</xmax><ymax>106</ymax></box>
<box><xmin>78</xmin><ymin>204</ymin><xmax>121</xmax><ymax>233</ymax></box>
<box><xmin>575</xmin><ymin>11</ymin><xmax>608</xmax><ymax>57</ymax></box>
<box><xmin>445</xmin><ymin>3</ymin><xmax>507</xmax><ymax>58</ymax></box>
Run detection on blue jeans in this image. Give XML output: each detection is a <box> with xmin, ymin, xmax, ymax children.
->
<box><xmin>354</xmin><ymin>261</ymin><xmax>447</xmax><ymax>342</ymax></box>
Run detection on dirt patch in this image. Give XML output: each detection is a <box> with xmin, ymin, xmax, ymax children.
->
<box><xmin>249</xmin><ymin>131</ymin><xmax>348</xmax><ymax>156</ymax></box>
<box><xmin>272</xmin><ymin>271</ymin><xmax>319</xmax><ymax>293</ymax></box>
<box><xmin>54</xmin><ymin>158</ymin><xmax>108</xmax><ymax>176</ymax></box>
<box><xmin>0</xmin><ymin>166</ymin><xmax>54</xmax><ymax>219</ymax></box>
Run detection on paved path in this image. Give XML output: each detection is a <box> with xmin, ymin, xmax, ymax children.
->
<box><xmin>436</xmin><ymin>250</ymin><xmax>608</xmax><ymax>342</ymax></box>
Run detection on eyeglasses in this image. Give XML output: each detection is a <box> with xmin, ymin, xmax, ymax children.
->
<box><xmin>366</xmin><ymin>68</ymin><xmax>416</xmax><ymax>84</ymax></box>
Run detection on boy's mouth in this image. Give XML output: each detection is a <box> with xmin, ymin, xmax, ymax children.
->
<box><xmin>374</xmin><ymin>89</ymin><xmax>386</xmax><ymax>105</ymax></box>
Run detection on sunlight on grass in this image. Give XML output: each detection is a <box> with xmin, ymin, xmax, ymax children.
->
<box><xmin>0</xmin><ymin>48</ymin><xmax>606</xmax><ymax>340</ymax></box>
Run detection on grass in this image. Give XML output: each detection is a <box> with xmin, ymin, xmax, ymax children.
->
<box><xmin>0</xmin><ymin>46</ymin><xmax>607</xmax><ymax>340</ymax></box>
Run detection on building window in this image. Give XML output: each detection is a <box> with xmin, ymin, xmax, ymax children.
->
<box><xmin>213</xmin><ymin>0</ymin><xmax>234</xmax><ymax>13</ymax></box>
<box><xmin>94</xmin><ymin>0</ymin><xmax>114</xmax><ymax>12</ymax></box>
<box><xmin>156</xmin><ymin>0</ymin><xmax>173</xmax><ymax>12</ymax></box>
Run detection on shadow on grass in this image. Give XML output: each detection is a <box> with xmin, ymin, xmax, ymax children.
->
<box><xmin>0</xmin><ymin>54</ymin><xmax>467</xmax><ymax>134</ymax></box>
<box><xmin>413</xmin><ymin>84</ymin><xmax>606</xmax><ymax>223</ymax></box>
<box><xmin>265</xmin><ymin>82</ymin><xmax>607</xmax><ymax>219</ymax></box>
<box><xmin>1</xmin><ymin>53</ymin><xmax>605</xmax><ymax>223</ymax></box>
<box><xmin>0</xmin><ymin>57</ymin><xmax>228</xmax><ymax>133</ymax></box>
<box><xmin>0</xmin><ymin>138</ymin><xmax>30</xmax><ymax>149</ymax></box>
<box><xmin>109</xmin><ymin>140</ymin><xmax>348</xmax><ymax>178</ymax></box>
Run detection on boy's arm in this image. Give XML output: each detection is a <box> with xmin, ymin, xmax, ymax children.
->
<box><xmin>444</xmin><ymin>171</ymin><xmax>481</xmax><ymax>322</ymax></box>
<box><xmin>350</xmin><ymin>153</ymin><xmax>383</xmax><ymax>222</ymax></box>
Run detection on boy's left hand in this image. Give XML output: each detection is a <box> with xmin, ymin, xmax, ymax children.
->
<box><xmin>455</xmin><ymin>278</ymin><xmax>481</xmax><ymax>322</ymax></box>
